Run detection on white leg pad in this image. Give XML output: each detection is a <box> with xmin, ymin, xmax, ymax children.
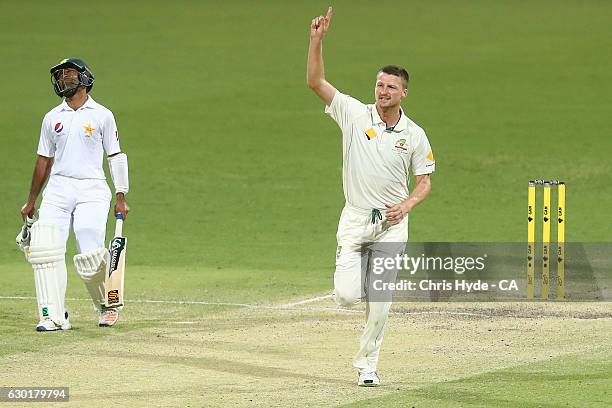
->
<box><xmin>27</xmin><ymin>222</ymin><xmax>67</xmax><ymax>325</ymax></box>
<box><xmin>74</xmin><ymin>248</ymin><xmax>109</xmax><ymax>310</ymax></box>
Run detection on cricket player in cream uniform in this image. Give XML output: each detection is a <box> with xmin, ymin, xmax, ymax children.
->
<box><xmin>307</xmin><ymin>8</ymin><xmax>435</xmax><ymax>386</ymax></box>
<box><xmin>18</xmin><ymin>58</ymin><xmax>130</xmax><ymax>330</ymax></box>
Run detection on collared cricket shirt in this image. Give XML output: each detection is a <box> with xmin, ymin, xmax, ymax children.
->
<box><xmin>37</xmin><ymin>96</ymin><xmax>121</xmax><ymax>180</ymax></box>
<box><xmin>326</xmin><ymin>91</ymin><xmax>435</xmax><ymax>210</ymax></box>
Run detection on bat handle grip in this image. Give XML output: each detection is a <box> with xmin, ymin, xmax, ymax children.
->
<box><xmin>25</xmin><ymin>216</ymin><xmax>36</xmax><ymax>227</ymax></box>
<box><xmin>115</xmin><ymin>213</ymin><xmax>124</xmax><ymax>236</ymax></box>
<box><xmin>22</xmin><ymin>216</ymin><xmax>36</xmax><ymax>239</ymax></box>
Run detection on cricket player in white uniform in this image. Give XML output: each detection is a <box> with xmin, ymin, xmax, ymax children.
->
<box><xmin>17</xmin><ymin>58</ymin><xmax>130</xmax><ymax>331</ymax></box>
<box><xmin>307</xmin><ymin>8</ymin><xmax>435</xmax><ymax>386</ymax></box>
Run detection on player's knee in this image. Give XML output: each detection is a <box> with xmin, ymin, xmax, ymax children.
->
<box><xmin>74</xmin><ymin>248</ymin><xmax>109</xmax><ymax>283</ymax></box>
<box><xmin>27</xmin><ymin>222</ymin><xmax>65</xmax><ymax>265</ymax></box>
<box><xmin>74</xmin><ymin>225</ymin><xmax>105</xmax><ymax>252</ymax></box>
<box><xmin>333</xmin><ymin>289</ymin><xmax>361</xmax><ymax>307</ymax></box>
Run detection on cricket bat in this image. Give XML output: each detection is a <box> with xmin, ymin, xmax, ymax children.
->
<box><xmin>105</xmin><ymin>213</ymin><xmax>127</xmax><ymax>308</ymax></box>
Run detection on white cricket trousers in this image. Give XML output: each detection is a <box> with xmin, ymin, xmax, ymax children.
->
<box><xmin>39</xmin><ymin>175</ymin><xmax>112</xmax><ymax>251</ymax></box>
<box><xmin>34</xmin><ymin>175</ymin><xmax>111</xmax><ymax>318</ymax></box>
<box><xmin>333</xmin><ymin>204</ymin><xmax>408</xmax><ymax>374</ymax></box>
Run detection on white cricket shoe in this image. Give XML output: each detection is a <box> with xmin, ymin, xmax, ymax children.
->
<box><xmin>358</xmin><ymin>371</ymin><xmax>380</xmax><ymax>387</ymax></box>
<box><xmin>36</xmin><ymin>311</ymin><xmax>71</xmax><ymax>332</ymax></box>
<box><xmin>99</xmin><ymin>308</ymin><xmax>119</xmax><ymax>327</ymax></box>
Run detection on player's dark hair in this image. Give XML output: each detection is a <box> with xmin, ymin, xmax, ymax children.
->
<box><xmin>379</xmin><ymin>65</ymin><xmax>409</xmax><ymax>88</ymax></box>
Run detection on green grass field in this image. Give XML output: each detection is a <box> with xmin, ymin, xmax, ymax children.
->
<box><xmin>1</xmin><ymin>1</ymin><xmax>611</xmax><ymax>407</ymax></box>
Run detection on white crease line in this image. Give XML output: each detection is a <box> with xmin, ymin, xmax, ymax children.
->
<box><xmin>279</xmin><ymin>294</ymin><xmax>332</xmax><ymax>308</ymax></box>
<box><xmin>0</xmin><ymin>296</ymin><xmax>276</xmax><ymax>309</ymax></box>
<box><xmin>0</xmin><ymin>295</ymin><xmax>335</xmax><ymax>310</ymax></box>
<box><xmin>1</xmin><ymin>296</ymin><xmax>610</xmax><ymax>320</ymax></box>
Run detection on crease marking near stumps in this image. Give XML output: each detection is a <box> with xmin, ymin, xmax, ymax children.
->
<box><xmin>1</xmin><ymin>296</ymin><xmax>610</xmax><ymax>320</ymax></box>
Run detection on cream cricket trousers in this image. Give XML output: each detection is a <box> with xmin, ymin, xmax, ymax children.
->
<box><xmin>39</xmin><ymin>175</ymin><xmax>112</xmax><ymax>251</ymax></box>
<box><xmin>333</xmin><ymin>204</ymin><xmax>408</xmax><ymax>374</ymax></box>
<box><xmin>36</xmin><ymin>175</ymin><xmax>111</xmax><ymax>315</ymax></box>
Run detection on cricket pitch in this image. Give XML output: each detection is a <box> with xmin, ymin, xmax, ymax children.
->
<box><xmin>1</xmin><ymin>298</ymin><xmax>611</xmax><ymax>407</ymax></box>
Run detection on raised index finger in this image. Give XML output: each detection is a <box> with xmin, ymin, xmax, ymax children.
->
<box><xmin>326</xmin><ymin>6</ymin><xmax>333</xmax><ymax>20</ymax></box>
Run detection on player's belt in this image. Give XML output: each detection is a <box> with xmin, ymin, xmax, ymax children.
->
<box><xmin>345</xmin><ymin>203</ymin><xmax>386</xmax><ymax>216</ymax></box>
<box><xmin>371</xmin><ymin>209</ymin><xmax>382</xmax><ymax>224</ymax></box>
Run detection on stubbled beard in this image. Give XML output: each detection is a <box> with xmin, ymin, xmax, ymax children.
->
<box><xmin>63</xmin><ymin>86</ymin><xmax>79</xmax><ymax>98</ymax></box>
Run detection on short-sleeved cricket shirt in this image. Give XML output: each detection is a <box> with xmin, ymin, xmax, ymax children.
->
<box><xmin>37</xmin><ymin>96</ymin><xmax>121</xmax><ymax>180</ymax></box>
<box><xmin>325</xmin><ymin>91</ymin><xmax>435</xmax><ymax>210</ymax></box>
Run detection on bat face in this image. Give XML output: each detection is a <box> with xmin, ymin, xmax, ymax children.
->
<box><xmin>106</xmin><ymin>235</ymin><xmax>127</xmax><ymax>307</ymax></box>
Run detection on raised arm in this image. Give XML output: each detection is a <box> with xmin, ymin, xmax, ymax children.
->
<box><xmin>307</xmin><ymin>6</ymin><xmax>337</xmax><ymax>106</ymax></box>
